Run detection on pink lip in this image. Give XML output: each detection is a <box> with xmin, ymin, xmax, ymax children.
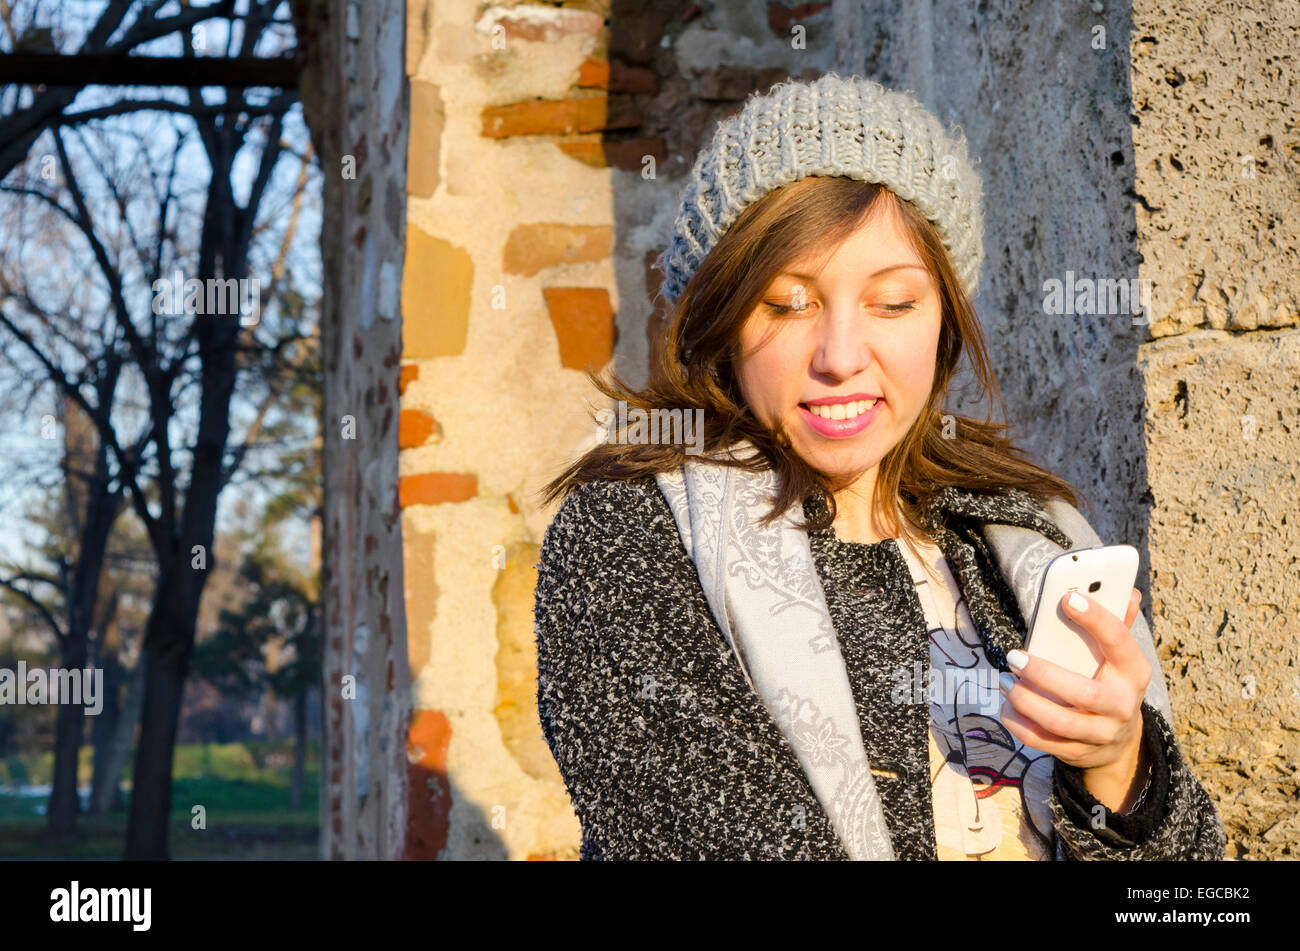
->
<box><xmin>797</xmin><ymin>398</ymin><xmax>883</xmax><ymax>438</ymax></box>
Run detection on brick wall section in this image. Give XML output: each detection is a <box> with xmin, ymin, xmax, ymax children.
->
<box><xmin>390</xmin><ymin>0</ymin><xmax>840</xmax><ymax>860</ymax></box>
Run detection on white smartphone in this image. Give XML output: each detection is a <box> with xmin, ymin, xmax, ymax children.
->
<box><xmin>1022</xmin><ymin>544</ymin><xmax>1139</xmax><ymax>706</ymax></box>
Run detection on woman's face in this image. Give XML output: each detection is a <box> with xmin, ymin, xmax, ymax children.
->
<box><xmin>735</xmin><ymin>196</ymin><xmax>943</xmax><ymax>486</ymax></box>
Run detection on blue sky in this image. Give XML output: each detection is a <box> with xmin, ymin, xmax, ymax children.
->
<box><xmin>0</xmin><ymin>0</ymin><xmax>320</xmax><ymax>617</ymax></box>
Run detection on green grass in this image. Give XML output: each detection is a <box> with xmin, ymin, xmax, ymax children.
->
<box><xmin>0</xmin><ymin>813</ymin><xmax>319</xmax><ymax>859</ymax></box>
<box><xmin>0</xmin><ymin>741</ymin><xmax>321</xmax><ymax>859</ymax></box>
<box><xmin>1</xmin><ymin>739</ymin><xmax>318</xmax><ymax>787</ymax></box>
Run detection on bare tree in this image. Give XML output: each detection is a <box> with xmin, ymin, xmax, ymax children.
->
<box><xmin>0</xmin><ymin>0</ymin><xmax>316</xmax><ymax>858</ymax></box>
<box><xmin>0</xmin><ymin>194</ymin><xmax>134</xmax><ymax>838</ymax></box>
<box><xmin>0</xmin><ymin>0</ymin><xmax>294</xmax><ymax>179</ymax></box>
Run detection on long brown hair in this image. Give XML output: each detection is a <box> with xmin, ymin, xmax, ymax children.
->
<box><xmin>536</xmin><ymin>175</ymin><xmax>1082</xmax><ymax>541</ymax></box>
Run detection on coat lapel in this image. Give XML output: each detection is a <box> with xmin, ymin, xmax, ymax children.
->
<box><xmin>921</xmin><ymin>486</ymin><xmax>1075</xmax><ymax>670</ymax></box>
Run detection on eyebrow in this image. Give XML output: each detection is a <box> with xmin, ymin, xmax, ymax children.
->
<box><xmin>778</xmin><ymin>263</ymin><xmax>928</xmax><ymax>281</ymax></box>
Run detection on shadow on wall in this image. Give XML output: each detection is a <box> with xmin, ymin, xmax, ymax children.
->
<box><xmin>601</xmin><ymin>0</ymin><xmax>829</xmax><ymax>382</ymax></box>
<box><xmin>404</xmin><ymin>761</ymin><xmax>508</xmax><ymax>860</ymax></box>
<box><xmin>404</xmin><ymin>710</ymin><xmax>522</xmax><ymax>860</ymax></box>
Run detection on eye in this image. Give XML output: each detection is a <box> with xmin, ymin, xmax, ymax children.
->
<box><xmin>763</xmin><ymin>299</ymin><xmax>815</xmax><ymax>317</ymax></box>
<box><xmin>761</xmin><ymin>298</ymin><xmax>917</xmax><ymax>316</ymax></box>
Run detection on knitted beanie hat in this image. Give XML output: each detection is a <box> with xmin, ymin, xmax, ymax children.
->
<box><xmin>654</xmin><ymin>72</ymin><xmax>985</xmax><ymax>308</ymax></box>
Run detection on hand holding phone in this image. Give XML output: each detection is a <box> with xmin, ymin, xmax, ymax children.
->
<box><xmin>1000</xmin><ymin>544</ymin><xmax>1152</xmax><ymax>782</ymax></box>
<box><xmin>1022</xmin><ymin>544</ymin><xmax>1139</xmax><ymax>707</ymax></box>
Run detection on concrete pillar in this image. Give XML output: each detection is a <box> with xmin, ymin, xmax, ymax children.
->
<box><xmin>295</xmin><ymin>0</ymin><xmax>412</xmax><ymax>860</ymax></box>
<box><xmin>838</xmin><ymin>0</ymin><xmax>1299</xmax><ymax>858</ymax></box>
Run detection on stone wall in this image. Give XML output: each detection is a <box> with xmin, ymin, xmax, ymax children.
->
<box><xmin>838</xmin><ymin>0</ymin><xmax>1299</xmax><ymax>858</ymax></box>
<box><xmin>1129</xmin><ymin>0</ymin><xmax>1298</xmax><ymax>858</ymax></box>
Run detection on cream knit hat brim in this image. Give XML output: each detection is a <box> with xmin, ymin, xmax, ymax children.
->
<box><xmin>655</xmin><ymin>72</ymin><xmax>985</xmax><ymax>308</ymax></box>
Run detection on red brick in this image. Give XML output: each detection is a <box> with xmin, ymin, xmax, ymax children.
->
<box><xmin>556</xmin><ymin>136</ymin><xmax>666</xmax><ymax>172</ymax></box>
<box><xmin>556</xmin><ymin>138</ymin><xmax>604</xmax><ymax>167</ymax></box>
<box><xmin>481</xmin><ymin>95</ymin><xmax>641</xmax><ymax>137</ymax></box>
<box><xmin>399</xmin><ymin>364</ymin><xmax>419</xmax><ymax>395</ymax></box>
<box><xmin>399</xmin><ymin>472</ymin><xmax>478</xmax><ymax>507</ymax></box>
<box><xmin>398</xmin><ymin>409</ymin><xmax>438</xmax><ymax>448</ymax></box>
<box><xmin>607</xmin><ymin>4</ymin><xmax>678</xmax><ymax>67</ymax></box>
<box><xmin>694</xmin><ymin>65</ymin><xmax>759</xmax><ymax>101</ymax></box>
<box><xmin>404</xmin><ymin>709</ymin><xmax>452</xmax><ymax>861</ymax></box>
<box><xmin>576</xmin><ymin>57</ymin><xmax>659</xmax><ymax>94</ymax></box>
<box><xmin>767</xmin><ymin>1</ymin><xmax>832</xmax><ymax>36</ymax></box>
<box><xmin>542</xmin><ymin>287</ymin><xmax>616</xmax><ymax>372</ymax></box>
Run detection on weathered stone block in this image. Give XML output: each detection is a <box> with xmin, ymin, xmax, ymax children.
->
<box><xmin>492</xmin><ymin>541</ymin><xmax>566</xmax><ymax>783</ymax></box>
<box><xmin>402</xmin><ymin>521</ymin><xmax>437</xmax><ymax>672</ymax></box>
<box><xmin>474</xmin><ymin>4</ymin><xmax>604</xmax><ymax>43</ymax></box>
<box><xmin>503</xmin><ymin>223</ymin><xmax>613</xmax><ymax>276</ymax></box>
<box><xmin>402</xmin><ymin>227</ymin><xmax>472</xmax><ymax>358</ymax></box>
<box><xmin>407</xmin><ymin>81</ymin><xmax>444</xmax><ymax>198</ymax></box>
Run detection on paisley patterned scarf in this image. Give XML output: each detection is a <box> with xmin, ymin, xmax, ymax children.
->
<box><xmin>654</xmin><ymin>438</ymin><xmax>1174</xmax><ymax>860</ymax></box>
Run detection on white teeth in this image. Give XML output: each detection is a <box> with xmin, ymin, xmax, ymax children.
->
<box><xmin>806</xmin><ymin>398</ymin><xmax>878</xmax><ymax>419</ymax></box>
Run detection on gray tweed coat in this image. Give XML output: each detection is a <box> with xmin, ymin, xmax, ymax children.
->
<box><xmin>533</xmin><ymin>475</ymin><xmax>1227</xmax><ymax>860</ymax></box>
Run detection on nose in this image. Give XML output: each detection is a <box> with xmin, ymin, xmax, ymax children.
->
<box><xmin>810</xmin><ymin>297</ymin><xmax>872</xmax><ymax>380</ymax></box>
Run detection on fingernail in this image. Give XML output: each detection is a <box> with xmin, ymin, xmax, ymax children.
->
<box><xmin>1068</xmin><ymin>591</ymin><xmax>1089</xmax><ymax>613</ymax></box>
<box><xmin>999</xmin><ymin>671</ymin><xmax>1015</xmax><ymax>693</ymax></box>
<box><xmin>1006</xmin><ymin>649</ymin><xmax>1028</xmax><ymax>671</ymax></box>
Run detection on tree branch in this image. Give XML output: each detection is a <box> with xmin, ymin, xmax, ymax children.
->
<box><xmin>0</xmin><ymin>575</ymin><xmax>66</xmax><ymax>642</ymax></box>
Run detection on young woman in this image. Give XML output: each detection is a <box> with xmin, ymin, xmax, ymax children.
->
<box><xmin>532</xmin><ymin>73</ymin><xmax>1226</xmax><ymax>860</ymax></box>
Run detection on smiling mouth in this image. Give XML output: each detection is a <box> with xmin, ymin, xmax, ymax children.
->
<box><xmin>798</xmin><ymin>398</ymin><xmax>881</xmax><ymax>420</ymax></box>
